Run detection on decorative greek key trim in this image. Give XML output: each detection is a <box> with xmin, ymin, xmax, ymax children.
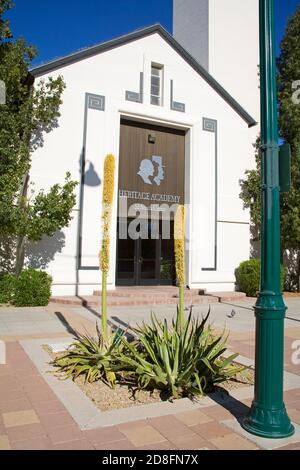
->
<box><xmin>87</xmin><ymin>93</ymin><xmax>105</xmax><ymax>111</ymax></box>
<box><xmin>203</xmin><ymin>117</ymin><xmax>216</xmax><ymax>133</ymax></box>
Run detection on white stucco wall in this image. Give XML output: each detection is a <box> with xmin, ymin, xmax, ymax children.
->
<box><xmin>209</xmin><ymin>0</ymin><xmax>260</xmax><ymax>120</ymax></box>
<box><xmin>28</xmin><ymin>32</ymin><xmax>258</xmax><ymax>295</ymax></box>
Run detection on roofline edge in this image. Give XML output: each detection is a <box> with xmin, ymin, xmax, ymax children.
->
<box><xmin>31</xmin><ymin>24</ymin><xmax>257</xmax><ymax>128</ymax></box>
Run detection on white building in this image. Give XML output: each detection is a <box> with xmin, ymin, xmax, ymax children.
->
<box><xmin>29</xmin><ymin>1</ymin><xmax>260</xmax><ymax>296</ymax></box>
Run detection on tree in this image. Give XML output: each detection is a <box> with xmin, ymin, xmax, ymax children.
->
<box><xmin>240</xmin><ymin>5</ymin><xmax>300</xmax><ymax>290</ymax></box>
<box><xmin>239</xmin><ymin>136</ymin><xmax>261</xmax><ymax>232</ymax></box>
<box><xmin>0</xmin><ymin>0</ymin><xmax>77</xmax><ymax>274</ymax></box>
<box><xmin>278</xmin><ymin>5</ymin><xmax>300</xmax><ymax>290</ymax></box>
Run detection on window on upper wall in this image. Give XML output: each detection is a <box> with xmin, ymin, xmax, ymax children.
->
<box><xmin>150</xmin><ymin>64</ymin><xmax>163</xmax><ymax>106</ymax></box>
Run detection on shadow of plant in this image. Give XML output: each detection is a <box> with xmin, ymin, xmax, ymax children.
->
<box><xmin>25</xmin><ymin>230</ymin><xmax>65</xmax><ymax>270</ymax></box>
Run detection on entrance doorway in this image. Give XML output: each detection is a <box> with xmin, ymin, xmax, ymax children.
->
<box><xmin>116</xmin><ymin>219</ymin><xmax>176</xmax><ymax>286</ymax></box>
<box><xmin>116</xmin><ymin>119</ymin><xmax>185</xmax><ymax>286</ymax></box>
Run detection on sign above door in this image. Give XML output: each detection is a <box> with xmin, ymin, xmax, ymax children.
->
<box><xmin>118</xmin><ymin>120</ymin><xmax>185</xmax><ymax>218</ymax></box>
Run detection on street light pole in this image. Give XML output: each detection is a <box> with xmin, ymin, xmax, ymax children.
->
<box><xmin>242</xmin><ymin>0</ymin><xmax>294</xmax><ymax>438</ymax></box>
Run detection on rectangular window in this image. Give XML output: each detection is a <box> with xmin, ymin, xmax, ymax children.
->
<box><xmin>151</xmin><ymin>64</ymin><xmax>163</xmax><ymax>106</ymax></box>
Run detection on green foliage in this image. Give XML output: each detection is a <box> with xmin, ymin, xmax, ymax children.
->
<box><xmin>0</xmin><ymin>273</ymin><xmax>15</xmax><ymax>304</ymax></box>
<box><xmin>0</xmin><ymin>268</ymin><xmax>52</xmax><ymax>306</ymax></box>
<box><xmin>160</xmin><ymin>260</ymin><xmax>175</xmax><ymax>281</ymax></box>
<box><xmin>13</xmin><ymin>268</ymin><xmax>52</xmax><ymax>306</ymax></box>
<box><xmin>0</xmin><ymin>1</ymin><xmax>13</xmax><ymax>39</ymax></box>
<box><xmin>119</xmin><ymin>308</ymin><xmax>243</xmax><ymax>399</ymax></box>
<box><xmin>51</xmin><ymin>310</ymin><xmax>244</xmax><ymax>400</ymax></box>
<box><xmin>239</xmin><ymin>136</ymin><xmax>261</xmax><ymax>230</ymax></box>
<box><xmin>278</xmin><ymin>5</ymin><xmax>300</xmax><ymax>145</ymax></box>
<box><xmin>240</xmin><ymin>6</ymin><xmax>300</xmax><ymax>290</ymax></box>
<box><xmin>52</xmin><ymin>326</ymin><xmax>124</xmax><ymax>387</ymax></box>
<box><xmin>235</xmin><ymin>259</ymin><xmax>260</xmax><ymax>297</ymax></box>
<box><xmin>235</xmin><ymin>259</ymin><xmax>286</xmax><ymax>297</ymax></box>
<box><xmin>22</xmin><ymin>173</ymin><xmax>77</xmax><ymax>241</ymax></box>
<box><xmin>0</xmin><ymin>1</ymin><xmax>77</xmax><ymax>272</ymax></box>
<box><xmin>278</xmin><ymin>6</ymin><xmax>300</xmax><ymax>260</ymax></box>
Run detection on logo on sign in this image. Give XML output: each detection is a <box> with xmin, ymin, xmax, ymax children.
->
<box><xmin>137</xmin><ymin>155</ymin><xmax>165</xmax><ymax>186</ymax></box>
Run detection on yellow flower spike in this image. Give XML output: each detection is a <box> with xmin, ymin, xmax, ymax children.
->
<box><xmin>100</xmin><ymin>154</ymin><xmax>115</xmax><ymax>273</ymax></box>
<box><xmin>174</xmin><ymin>204</ymin><xmax>185</xmax><ymax>328</ymax></box>
<box><xmin>174</xmin><ymin>204</ymin><xmax>185</xmax><ymax>286</ymax></box>
<box><xmin>99</xmin><ymin>154</ymin><xmax>116</xmax><ymax>340</ymax></box>
<box><xmin>102</xmin><ymin>154</ymin><xmax>115</xmax><ymax>207</ymax></box>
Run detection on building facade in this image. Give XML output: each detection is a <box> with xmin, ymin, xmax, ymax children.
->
<box><xmin>29</xmin><ymin>3</ymin><xmax>260</xmax><ymax>296</ymax></box>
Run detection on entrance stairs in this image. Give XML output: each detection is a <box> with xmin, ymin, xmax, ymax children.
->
<box><xmin>50</xmin><ymin>287</ymin><xmax>246</xmax><ymax>308</ymax></box>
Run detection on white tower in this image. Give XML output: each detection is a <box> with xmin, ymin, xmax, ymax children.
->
<box><xmin>173</xmin><ymin>0</ymin><xmax>260</xmax><ymax>120</ymax></box>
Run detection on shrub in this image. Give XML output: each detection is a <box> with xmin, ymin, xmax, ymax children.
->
<box><xmin>235</xmin><ymin>259</ymin><xmax>286</xmax><ymax>297</ymax></box>
<box><xmin>119</xmin><ymin>308</ymin><xmax>243</xmax><ymax>399</ymax></box>
<box><xmin>52</xmin><ymin>325</ymin><xmax>124</xmax><ymax>387</ymax></box>
<box><xmin>0</xmin><ymin>273</ymin><xmax>16</xmax><ymax>304</ymax></box>
<box><xmin>13</xmin><ymin>269</ymin><xmax>52</xmax><ymax>307</ymax></box>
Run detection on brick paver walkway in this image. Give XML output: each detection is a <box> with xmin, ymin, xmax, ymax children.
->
<box><xmin>1</xmin><ymin>302</ymin><xmax>300</xmax><ymax>450</ymax></box>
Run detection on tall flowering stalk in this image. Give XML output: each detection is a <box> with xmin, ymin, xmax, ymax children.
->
<box><xmin>99</xmin><ymin>154</ymin><xmax>115</xmax><ymax>340</ymax></box>
<box><xmin>174</xmin><ymin>204</ymin><xmax>185</xmax><ymax>327</ymax></box>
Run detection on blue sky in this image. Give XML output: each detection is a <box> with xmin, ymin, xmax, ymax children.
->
<box><xmin>6</xmin><ymin>0</ymin><xmax>300</xmax><ymax>65</ymax></box>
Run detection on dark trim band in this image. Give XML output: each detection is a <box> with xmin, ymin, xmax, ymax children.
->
<box><xmin>77</xmin><ymin>92</ymin><xmax>105</xmax><ymax>272</ymax></box>
<box><xmin>202</xmin><ymin>117</ymin><xmax>218</xmax><ymax>272</ymax></box>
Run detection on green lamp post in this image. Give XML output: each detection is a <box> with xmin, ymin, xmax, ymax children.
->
<box><xmin>242</xmin><ymin>0</ymin><xmax>294</xmax><ymax>438</ymax></box>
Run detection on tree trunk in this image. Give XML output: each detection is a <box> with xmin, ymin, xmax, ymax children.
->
<box><xmin>14</xmin><ymin>172</ymin><xmax>30</xmax><ymax>276</ymax></box>
<box><xmin>297</xmin><ymin>251</ymin><xmax>300</xmax><ymax>293</ymax></box>
<box><xmin>15</xmin><ymin>236</ymin><xmax>26</xmax><ymax>276</ymax></box>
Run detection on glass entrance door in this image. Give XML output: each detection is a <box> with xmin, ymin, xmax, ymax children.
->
<box><xmin>137</xmin><ymin>222</ymin><xmax>159</xmax><ymax>285</ymax></box>
<box><xmin>160</xmin><ymin>220</ymin><xmax>176</xmax><ymax>284</ymax></box>
<box><xmin>116</xmin><ymin>219</ymin><xmax>175</xmax><ymax>286</ymax></box>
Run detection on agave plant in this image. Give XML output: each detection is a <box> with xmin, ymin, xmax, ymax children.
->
<box><xmin>119</xmin><ymin>308</ymin><xmax>244</xmax><ymax>399</ymax></box>
<box><xmin>52</xmin><ymin>324</ymin><xmax>123</xmax><ymax>387</ymax></box>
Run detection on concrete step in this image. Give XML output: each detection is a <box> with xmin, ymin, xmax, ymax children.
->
<box><xmin>92</xmin><ymin>287</ymin><xmax>203</xmax><ymax>298</ymax></box>
<box><xmin>49</xmin><ymin>294</ymin><xmax>219</xmax><ymax>308</ymax></box>
<box><xmin>206</xmin><ymin>291</ymin><xmax>247</xmax><ymax>302</ymax></box>
<box><xmin>49</xmin><ymin>288</ymin><xmax>246</xmax><ymax>308</ymax></box>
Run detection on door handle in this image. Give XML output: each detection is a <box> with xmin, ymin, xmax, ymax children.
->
<box><xmin>139</xmin><ymin>257</ymin><xmax>143</xmax><ymax>264</ymax></box>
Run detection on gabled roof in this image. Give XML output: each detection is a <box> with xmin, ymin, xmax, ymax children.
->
<box><xmin>31</xmin><ymin>24</ymin><xmax>257</xmax><ymax>128</ymax></box>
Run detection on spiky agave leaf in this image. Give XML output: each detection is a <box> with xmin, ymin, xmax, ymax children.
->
<box><xmin>52</xmin><ymin>327</ymin><xmax>123</xmax><ymax>387</ymax></box>
<box><xmin>119</xmin><ymin>307</ymin><xmax>244</xmax><ymax>399</ymax></box>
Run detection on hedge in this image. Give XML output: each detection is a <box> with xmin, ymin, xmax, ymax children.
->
<box><xmin>0</xmin><ymin>269</ymin><xmax>52</xmax><ymax>307</ymax></box>
<box><xmin>235</xmin><ymin>259</ymin><xmax>285</xmax><ymax>297</ymax></box>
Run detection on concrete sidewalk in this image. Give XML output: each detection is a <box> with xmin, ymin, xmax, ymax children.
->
<box><xmin>0</xmin><ymin>298</ymin><xmax>300</xmax><ymax>450</ymax></box>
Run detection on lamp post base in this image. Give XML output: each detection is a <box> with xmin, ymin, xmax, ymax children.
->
<box><xmin>242</xmin><ymin>404</ymin><xmax>295</xmax><ymax>438</ymax></box>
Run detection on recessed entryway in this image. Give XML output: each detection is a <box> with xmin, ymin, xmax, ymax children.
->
<box><xmin>116</xmin><ymin>119</ymin><xmax>185</xmax><ymax>286</ymax></box>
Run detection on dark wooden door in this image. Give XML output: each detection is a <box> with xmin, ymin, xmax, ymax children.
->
<box><xmin>116</xmin><ymin>120</ymin><xmax>185</xmax><ymax>286</ymax></box>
